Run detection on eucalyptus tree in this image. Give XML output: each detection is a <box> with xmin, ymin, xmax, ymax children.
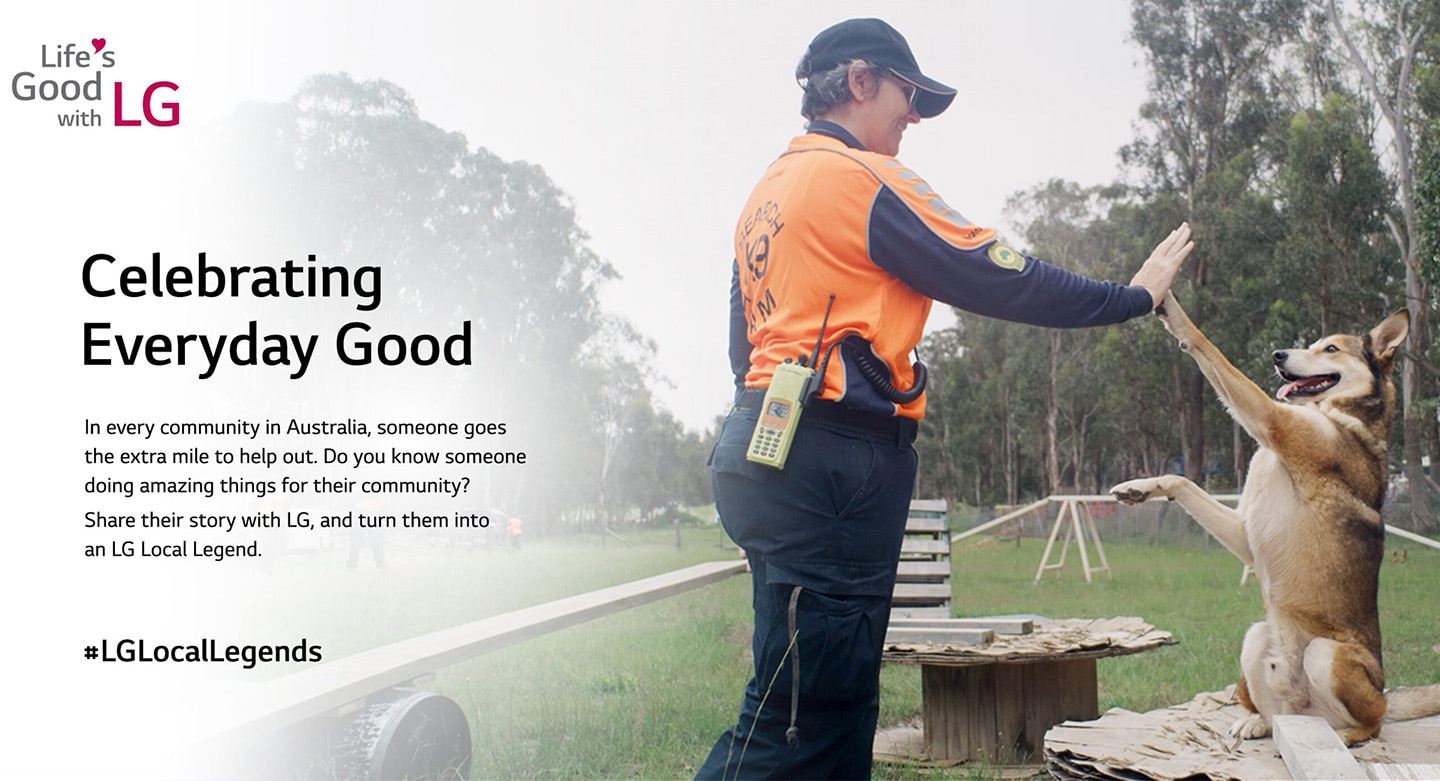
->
<box><xmin>915</xmin><ymin>302</ymin><xmax>1051</xmax><ymax>508</ymax></box>
<box><xmin>1003</xmin><ymin>180</ymin><xmax>1141</xmax><ymax>495</ymax></box>
<box><xmin>1327</xmin><ymin>0</ymin><xmax>1438</xmax><ymax>528</ymax></box>
<box><xmin>1273</xmin><ymin>92</ymin><xmax>1399</xmax><ymax>336</ymax></box>
<box><xmin>1125</xmin><ymin>0</ymin><xmax>1306</xmax><ymax>484</ymax></box>
<box><xmin>218</xmin><ymin>74</ymin><xmax>661</xmax><ymax>533</ymax></box>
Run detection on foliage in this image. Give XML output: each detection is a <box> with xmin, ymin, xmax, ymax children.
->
<box><xmin>1421</xmin><ymin>118</ymin><xmax>1440</xmax><ymax>287</ymax></box>
<box><xmin>217</xmin><ymin>74</ymin><xmax>710</xmax><ymax>533</ymax></box>
<box><xmin>1273</xmin><ymin>91</ymin><xmax>1400</xmax><ymax>334</ymax></box>
<box><xmin>912</xmin><ymin>2</ymin><xmax>1418</xmax><ymax>506</ymax></box>
<box><xmin>1124</xmin><ymin>0</ymin><xmax>1304</xmax><ymax>194</ymax></box>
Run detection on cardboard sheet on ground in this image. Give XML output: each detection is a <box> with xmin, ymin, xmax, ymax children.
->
<box><xmin>1045</xmin><ymin>687</ymin><xmax>1440</xmax><ymax>780</ymax></box>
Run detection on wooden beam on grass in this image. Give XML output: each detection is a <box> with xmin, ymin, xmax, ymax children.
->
<box><xmin>950</xmin><ymin>497</ymin><xmax>1050</xmax><ymax>543</ymax></box>
<box><xmin>210</xmin><ymin>558</ymin><xmax>749</xmax><ymax>741</ymax></box>
<box><xmin>1384</xmin><ymin>523</ymin><xmax>1440</xmax><ymax>552</ymax></box>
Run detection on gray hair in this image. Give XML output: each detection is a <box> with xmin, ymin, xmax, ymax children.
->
<box><xmin>796</xmin><ymin>59</ymin><xmax>881</xmax><ymax>120</ymax></box>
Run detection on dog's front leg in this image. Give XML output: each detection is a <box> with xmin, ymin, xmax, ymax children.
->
<box><xmin>1233</xmin><ymin>622</ymin><xmax>1281</xmax><ymax>739</ymax></box>
<box><xmin>1154</xmin><ymin>292</ymin><xmax>1284</xmax><ymax>451</ymax></box>
<box><xmin>1111</xmin><ymin>475</ymin><xmax>1253</xmax><ymax>565</ymax></box>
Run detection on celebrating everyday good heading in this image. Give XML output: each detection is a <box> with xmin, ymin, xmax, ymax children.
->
<box><xmin>81</xmin><ymin>252</ymin><xmax>472</xmax><ymax>379</ymax></box>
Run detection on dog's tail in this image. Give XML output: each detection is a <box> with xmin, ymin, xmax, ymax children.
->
<box><xmin>1385</xmin><ymin>684</ymin><xmax>1440</xmax><ymax>721</ymax></box>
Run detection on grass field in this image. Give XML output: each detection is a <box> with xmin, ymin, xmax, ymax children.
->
<box><xmin>242</xmin><ymin>525</ymin><xmax>1440</xmax><ymax>779</ymax></box>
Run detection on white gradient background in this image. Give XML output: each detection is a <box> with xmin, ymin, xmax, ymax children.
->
<box><xmin>2</xmin><ymin>2</ymin><xmax>1147</xmax><ymax>776</ymax></box>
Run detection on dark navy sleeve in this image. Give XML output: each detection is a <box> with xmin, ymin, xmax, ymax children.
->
<box><xmin>727</xmin><ymin>260</ymin><xmax>749</xmax><ymax>391</ymax></box>
<box><xmin>867</xmin><ymin>187</ymin><xmax>1153</xmax><ymax>327</ymax></box>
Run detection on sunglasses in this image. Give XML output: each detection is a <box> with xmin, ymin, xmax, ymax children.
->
<box><xmin>886</xmin><ymin>69</ymin><xmax>920</xmax><ymax>112</ymax></box>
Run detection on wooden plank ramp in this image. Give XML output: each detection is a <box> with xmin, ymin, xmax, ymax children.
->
<box><xmin>883</xmin><ymin>617</ymin><xmax>1033</xmax><ymax>655</ymax></box>
<box><xmin>889</xmin><ymin>617</ymin><xmax>1034</xmax><ymax>635</ymax></box>
<box><xmin>209</xmin><ymin>559</ymin><xmax>748</xmax><ymax>741</ymax></box>
<box><xmin>1367</xmin><ymin>764</ymin><xmax>1440</xmax><ymax>780</ymax></box>
<box><xmin>1273</xmin><ymin>715</ymin><xmax>1365</xmax><ymax>780</ymax></box>
<box><xmin>886</xmin><ymin>627</ymin><xmax>994</xmax><ymax>646</ymax></box>
<box><xmin>1273</xmin><ymin>715</ymin><xmax>1440</xmax><ymax>781</ymax></box>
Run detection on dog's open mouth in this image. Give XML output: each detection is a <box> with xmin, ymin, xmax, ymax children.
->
<box><xmin>1276</xmin><ymin>370</ymin><xmax>1340</xmax><ymax>400</ymax></box>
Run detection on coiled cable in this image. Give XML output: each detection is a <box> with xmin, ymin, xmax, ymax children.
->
<box><xmin>851</xmin><ymin>347</ymin><xmax>927</xmax><ymax>404</ymax></box>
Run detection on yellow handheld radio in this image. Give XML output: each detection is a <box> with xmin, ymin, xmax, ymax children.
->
<box><xmin>746</xmin><ymin>295</ymin><xmax>835</xmax><ymax>469</ymax></box>
<box><xmin>745</xmin><ymin>360</ymin><xmax>813</xmax><ymax>468</ymax></box>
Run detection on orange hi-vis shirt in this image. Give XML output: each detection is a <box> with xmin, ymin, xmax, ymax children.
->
<box><xmin>729</xmin><ymin>124</ymin><xmax>1153</xmax><ymax>421</ymax></box>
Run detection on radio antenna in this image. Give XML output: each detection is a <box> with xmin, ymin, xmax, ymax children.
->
<box><xmin>808</xmin><ymin>294</ymin><xmax>836</xmax><ymax>368</ymax></box>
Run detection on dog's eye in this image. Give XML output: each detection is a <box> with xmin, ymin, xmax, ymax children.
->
<box><xmin>1324</xmin><ymin>345</ymin><xmax>1339</xmax><ymax>353</ymax></box>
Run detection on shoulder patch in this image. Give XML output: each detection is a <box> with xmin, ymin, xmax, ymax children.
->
<box><xmin>986</xmin><ymin>243</ymin><xmax>1026</xmax><ymax>271</ymax></box>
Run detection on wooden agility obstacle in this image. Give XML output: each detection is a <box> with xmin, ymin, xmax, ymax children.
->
<box><xmin>204</xmin><ymin>559</ymin><xmax>748</xmax><ymax>777</ymax></box>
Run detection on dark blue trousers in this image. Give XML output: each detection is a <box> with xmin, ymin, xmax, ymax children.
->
<box><xmin>696</xmin><ymin>406</ymin><xmax>917</xmax><ymax>780</ymax></box>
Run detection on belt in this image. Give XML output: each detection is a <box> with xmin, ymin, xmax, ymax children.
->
<box><xmin>735</xmin><ymin>388</ymin><xmax>918</xmax><ymax>444</ymax></box>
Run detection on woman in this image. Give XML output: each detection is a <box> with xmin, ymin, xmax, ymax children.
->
<box><xmin>698</xmin><ymin>18</ymin><xmax>1192</xmax><ymax>780</ymax></box>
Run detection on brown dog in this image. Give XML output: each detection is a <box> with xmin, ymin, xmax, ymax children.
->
<box><xmin>1111</xmin><ymin>292</ymin><xmax>1440</xmax><ymax>744</ymax></box>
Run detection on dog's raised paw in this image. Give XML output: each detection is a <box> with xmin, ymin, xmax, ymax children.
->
<box><xmin>1229</xmin><ymin>713</ymin><xmax>1271</xmax><ymax>740</ymax></box>
<box><xmin>1112</xmin><ymin>488</ymin><xmax>1149</xmax><ymax>504</ymax></box>
<box><xmin>1110</xmin><ymin>480</ymin><xmax>1155</xmax><ymax>505</ymax></box>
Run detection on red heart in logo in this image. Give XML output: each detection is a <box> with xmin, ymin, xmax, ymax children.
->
<box><xmin>92</xmin><ymin>38</ymin><xmax>106</xmax><ymax>52</ymax></box>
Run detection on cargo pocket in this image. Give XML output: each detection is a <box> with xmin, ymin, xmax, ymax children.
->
<box><xmin>793</xmin><ymin>589</ymin><xmax>887</xmax><ymax>706</ymax></box>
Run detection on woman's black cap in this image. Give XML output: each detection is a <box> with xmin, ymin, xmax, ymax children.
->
<box><xmin>798</xmin><ymin>18</ymin><xmax>957</xmax><ymax>118</ymax></box>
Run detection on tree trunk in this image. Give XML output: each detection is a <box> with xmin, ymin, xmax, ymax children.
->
<box><xmin>1185</xmin><ymin>369</ymin><xmax>1206</xmax><ymax>485</ymax></box>
<box><xmin>1003</xmin><ymin>385</ymin><xmax>1018</xmax><ymax>505</ymax></box>
<box><xmin>1403</xmin><ymin>367</ymin><xmax>1437</xmax><ymax>532</ymax></box>
<box><xmin>1233</xmin><ymin>421</ymin><xmax>1246</xmax><ymax>491</ymax></box>
<box><xmin>1045</xmin><ymin>332</ymin><xmax>1062</xmax><ymax>495</ymax></box>
<box><xmin>1402</xmin><ymin>237</ymin><xmax>1436</xmax><ymax>532</ymax></box>
<box><xmin>1424</xmin><ymin>399</ymin><xmax>1440</xmax><ymax>476</ymax></box>
<box><xmin>1178</xmin><ymin>364</ymin><xmax>1206</xmax><ymax>484</ymax></box>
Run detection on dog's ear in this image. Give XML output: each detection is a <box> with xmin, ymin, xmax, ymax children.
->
<box><xmin>1369</xmin><ymin>308</ymin><xmax>1409</xmax><ymax>364</ymax></box>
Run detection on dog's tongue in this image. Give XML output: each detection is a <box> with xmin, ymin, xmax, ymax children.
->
<box><xmin>1276</xmin><ymin>377</ymin><xmax>1324</xmax><ymax>400</ymax></box>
